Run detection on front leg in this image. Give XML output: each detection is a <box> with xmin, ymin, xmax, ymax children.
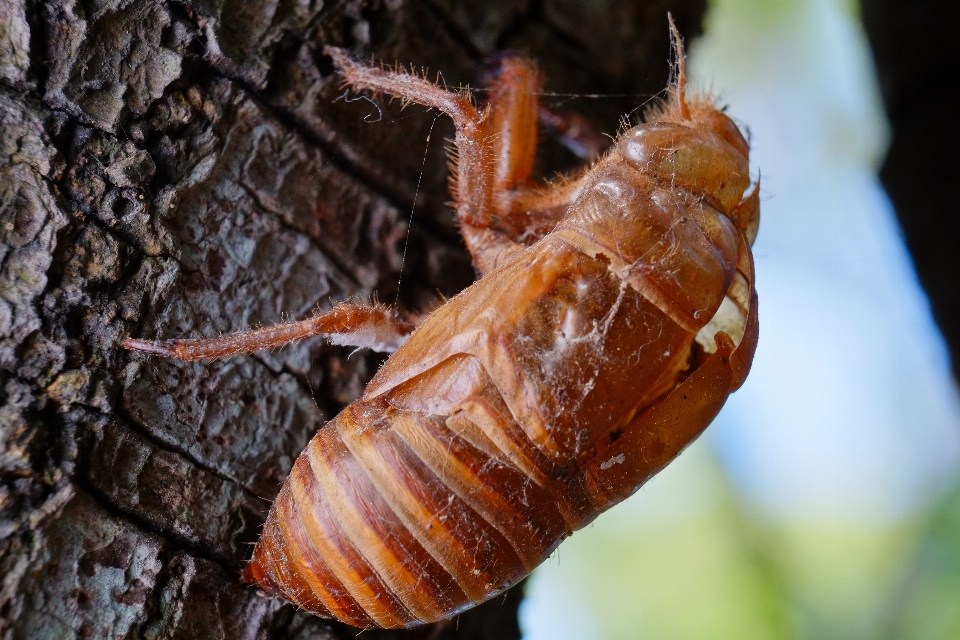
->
<box><xmin>327</xmin><ymin>47</ymin><xmax>525</xmax><ymax>275</ymax></box>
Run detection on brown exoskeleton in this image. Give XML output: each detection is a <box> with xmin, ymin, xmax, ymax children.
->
<box><xmin>124</xmin><ymin>19</ymin><xmax>759</xmax><ymax>629</ymax></box>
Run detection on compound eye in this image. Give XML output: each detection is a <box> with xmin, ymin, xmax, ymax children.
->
<box><xmin>617</xmin><ymin>124</ymin><xmax>684</xmax><ymax>168</ymax></box>
<box><xmin>702</xmin><ymin>110</ymin><xmax>749</xmax><ymax>159</ymax></box>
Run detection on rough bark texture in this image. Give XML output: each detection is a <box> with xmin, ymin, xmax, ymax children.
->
<box><xmin>861</xmin><ymin>1</ymin><xmax>960</xmax><ymax>376</ymax></box>
<box><xmin>0</xmin><ymin>0</ymin><xmax>706</xmax><ymax>637</ymax></box>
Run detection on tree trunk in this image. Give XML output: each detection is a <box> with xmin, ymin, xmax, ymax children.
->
<box><xmin>0</xmin><ymin>0</ymin><xmax>705</xmax><ymax>638</ymax></box>
<box><xmin>861</xmin><ymin>1</ymin><xmax>960</xmax><ymax>377</ymax></box>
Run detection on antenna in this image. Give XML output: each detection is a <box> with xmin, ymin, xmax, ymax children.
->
<box><xmin>668</xmin><ymin>13</ymin><xmax>691</xmax><ymax>120</ymax></box>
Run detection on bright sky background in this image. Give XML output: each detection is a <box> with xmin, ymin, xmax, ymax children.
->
<box><xmin>698</xmin><ymin>0</ymin><xmax>960</xmax><ymax>523</ymax></box>
<box><xmin>521</xmin><ymin>0</ymin><xmax>960</xmax><ymax>638</ymax></box>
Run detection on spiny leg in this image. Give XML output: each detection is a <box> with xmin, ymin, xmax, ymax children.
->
<box><xmin>123</xmin><ymin>302</ymin><xmax>415</xmax><ymax>361</ymax></box>
<box><xmin>327</xmin><ymin>47</ymin><xmax>531</xmax><ymax>276</ymax></box>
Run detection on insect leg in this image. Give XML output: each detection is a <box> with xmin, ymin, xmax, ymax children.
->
<box><xmin>122</xmin><ymin>302</ymin><xmax>415</xmax><ymax>361</ymax></box>
<box><xmin>326</xmin><ymin>46</ymin><xmax>522</xmax><ymax>276</ymax></box>
<box><xmin>496</xmin><ymin>175</ymin><xmax>591</xmax><ymax>243</ymax></box>
<box><xmin>325</xmin><ymin>47</ymin><xmax>481</xmax><ymax>129</ymax></box>
<box><xmin>487</xmin><ymin>56</ymin><xmax>541</xmax><ymax>201</ymax></box>
<box><xmin>484</xmin><ymin>58</ymin><xmax>595</xmax><ymax>244</ymax></box>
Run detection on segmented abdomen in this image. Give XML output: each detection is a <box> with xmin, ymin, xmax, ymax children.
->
<box><xmin>246</xmin><ymin>364</ymin><xmax>582</xmax><ymax>627</ymax></box>
<box><xmin>245</xmin><ymin>239</ymin><xmax>700</xmax><ymax>628</ymax></box>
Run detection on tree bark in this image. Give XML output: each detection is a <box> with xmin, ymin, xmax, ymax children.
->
<box><xmin>0</xmin><ymin>0</ymin><xmax>705</xmax><ymax>637</ymax></box>
<box><xmin>861</xmin><ymin>1</ymin><xmax>960</xmax><ymax>377</ymax></box>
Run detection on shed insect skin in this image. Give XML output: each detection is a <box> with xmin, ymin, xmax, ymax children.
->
<box><xmin>123</xmin><ymin>18</ymin><xmax>759</xmax><ymax>630</ymax></box>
